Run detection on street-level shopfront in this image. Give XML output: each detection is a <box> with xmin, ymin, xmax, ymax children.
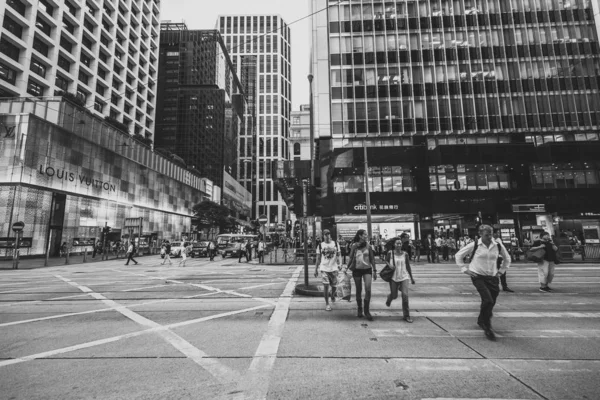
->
<box><xmin>0</xmin><ymin>99</ymin><xmax>210</xmax><ymax>257</ymax></box>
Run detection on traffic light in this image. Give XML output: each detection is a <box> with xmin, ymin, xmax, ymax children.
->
<box><xmin>102</xmin><ymin>226</ymin><xmax>112</xmax><ymax>234</ymax></box>
<box><xmin>286</xmin><ymin>219</ymin><xmax>292</xmax><ymax>233</ymax></box>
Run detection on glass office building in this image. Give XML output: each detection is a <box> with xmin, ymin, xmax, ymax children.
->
<box><xmin>155</xmin><ymin>25</ymin><xmax>246</xmax><ymax>195</ymax></box>
<box><xmin>310</xmin><ymin>0</ymin><xmax>600</xmax><ymax>247</ymax></box>
<box><xmin>218</xmin><ymin>15</ymin><xmax>292</xmax><ymax>225</ymax></box>
<box><xmin>0</xmin><ymin>98</ymin><xmax>210</xmax><ymax>257</ymax></box>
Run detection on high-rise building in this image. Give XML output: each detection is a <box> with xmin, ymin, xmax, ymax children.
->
<box><xmin>155</xmin><ymin>24</ymin><xmax>246</xmax><ymax>196</ymax></box>
<box><xmin>218</xmin><ymin>15</ymin><xmax>292</xmax><ymax>225</ymax></box>
<box><xmin>311</xmin><ymin>0</ymin><xmax>600</xmax><ymax>249</ymax></box>
<box><xmin>0</xmin><ymin>0</ymin><xmax>160</xmax><ymax>140</ymax></box>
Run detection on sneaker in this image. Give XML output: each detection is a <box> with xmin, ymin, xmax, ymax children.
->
<box><xmin>404</xmin><ymin>317</ymin><xmax>413</xmax><ymax>323</ymax></box>
<box><xmin>325</xmin><ymin>305</ymin><xmax>332</xmax><ymax>311</ymax></box>
<box><xmin>546</xmin><ymin>286</ymin><xmax>553</xmax><ymax>292</ymax></box>
<box><xmin>503</xmin><ymin>287</ymin><xmax>515</xmax><ymax>293</ymax></box>
<box><xmin>539</xmin><ymin>286</ymin><xmax>551</xmax><ymax>292</ymax></box>
<box><xmin>330</xmin><ymin>294</ymin><xmax>336</xmax><ymax>303</ymax></box>
<box><xmin>385</xmin><ymin>295</ymin><xmax>392</xmax><ymax>307</ymax></box>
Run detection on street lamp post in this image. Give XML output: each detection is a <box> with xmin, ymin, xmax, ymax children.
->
<box><xmin>308</xmin><ymin>74</ymin><xmax>316</xmax><ymax>247</ymax></box>
<box><xmin>364</xmin><ymin>147</ymin><xmax>373</xmax><ymax>241</ymax></box>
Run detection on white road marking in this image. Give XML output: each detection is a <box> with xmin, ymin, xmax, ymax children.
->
<box><xmin>0</xmin><ymin>291</ymin><xmax>220</xmax><ymax>327</ymax></box>
<box><xmin>232</xmin><ymin>265</ymin><xmax>303</xmax><ymax>400</ymax></box>
<box><xmin>53</xmin><ymin>275</ymin><xmax>240</xmax><ymax>383</ymax></box>
<box><xmin>373</xmin><ymin>311</ymin><xmax>600</xmax><ymax>318</ymax></box>
<box><xmin>372</xmin><ymin>329</ymin><xmax>600</xmax><ymax>338</ymax></box>
<box><xmin>238</xmin><ymin>281</ymin><xmax>286</xmax><ymax>290</ymax></box>
<box><xmin>0</xmin><ymin>293</ymin><xmax>91</xmax><ymax>307</ymax></box>
<box><xmin>0</xmin><ymin>285</ymin><xmax>71</xmax><ymax>294</ymax></box>
<box><xmin>120</xmin><ymin>284</ymin><xmax>172</xmax><ymax>292</ymax></box>
<box><xmin>0</xmin><ymin>303</ymin><xmax>270</xmax><ymax>368</ymax></box>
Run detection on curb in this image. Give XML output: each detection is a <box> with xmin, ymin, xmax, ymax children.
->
<box><xmin>295</xmin><ymin>283</ymin><xmax>324</xmax><ymax>297</ymax></box>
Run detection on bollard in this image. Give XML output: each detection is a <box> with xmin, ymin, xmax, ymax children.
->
<box><xmin>65</xmin><ymin>248</ymin><xmax>70</xmax><ymax>265</ymax></box>
<box><xmin>13</xmin><ymin>248</ymin><xmax>20</xmax><ymax>269</ymax></box>
<box><xmin>83</xmin><ymin>247</ymin><xmax>87</xmax><ymax>263</ymax></box>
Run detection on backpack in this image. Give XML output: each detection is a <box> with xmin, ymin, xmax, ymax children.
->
<box><xmin>467</xmin><ymin>240</ymin><xmax>502</xmax><ymax>266</ymax></box>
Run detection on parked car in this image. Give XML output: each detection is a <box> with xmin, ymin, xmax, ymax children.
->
<box><xmin>170</xmin><ymin>241</ymin><xmax>190</xmax><ymax>258</ymax></box>
<box><xmin>223</xmin><ymin>241</ymin><xmax>244</xmax><ymax>258</ymax></box>
<box><xmin>191</xmin><ymin>241</ymin><xmax>210</xmax><ymax>258</ymax></box>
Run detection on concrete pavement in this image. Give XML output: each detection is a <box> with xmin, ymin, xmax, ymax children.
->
<box><xmin>0</xmin><ymin>255</ymin><xmax>599</xmax><ymax>399</ymax></box>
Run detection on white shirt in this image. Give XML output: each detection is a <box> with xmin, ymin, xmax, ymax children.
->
<box><xmin>258</xmin><ymin>242</ymin><xmax>265</xmax><ymax>251</ymax></box>
<box><xmin>317</xmin><ymin>240</ymin><xmax>340</xmax><ymax>272</ymax></box>
<box><xmin>455</xmin><ymin>238</ymin><xmax>511</xmax><ymax>276</ymax></box>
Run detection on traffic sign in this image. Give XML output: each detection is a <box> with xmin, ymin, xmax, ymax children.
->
<box><xmin>258</xmin><ymin>214</ymin><xmax>268</xmax><ymax>225</ymax></box>
<box><xmin>11</xmin><ymin>221</ymin><xmax>24</xmax><ymax>232</ymax></box>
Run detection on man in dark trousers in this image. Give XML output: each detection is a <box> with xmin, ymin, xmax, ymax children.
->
<box><xmin>245</xmin><ymin>240</ymin><xmax>253</xmax><ymax>262</ymax></box>
<box><xmin>494</xmin><ymin>231</ymin><xmax>514</xmax><ymax>292</ymax></box>
<box><xmin>125</xmin><ymin>240</ymin><xmax>139</xmax><ymax>265</ymax></box>
<box><xmin>423</xmin><ymin>234</ymin><xmax>436</xmax><ymax>263</ymax></box>
<box><xmin>455</xmin><ymin>225</ymin><xmax>511</xmax><ymax>340</ymax></box>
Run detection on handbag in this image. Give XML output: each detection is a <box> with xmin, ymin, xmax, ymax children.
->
<box><xmin>379</xmin><ymin>251</ymin><xmax>395</xmax><ymax>283</ymax></box>
<box><xmin>347</xmin><ymin>245</ymin><xmax>357</xmax><ymax>271</ymax></box>
<box><xmin>526</xmin><ymin>247</ymin><xmax>545</xmax><ymax>262</ymax></box>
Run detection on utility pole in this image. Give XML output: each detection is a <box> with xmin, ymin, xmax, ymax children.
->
<box><xmin>303</xmin><ymin>179</ymin><xmax>309</xmax><ymax>287</ymax></box>
<box><xmin>364</xmin><ymin>147</ymin><xmax>373</xmax><ymax>241</ymax></box>
<box><xmin>308</xmin><ymin>74</ymin><xmax>316</xmax><ymax>248</ymax></box>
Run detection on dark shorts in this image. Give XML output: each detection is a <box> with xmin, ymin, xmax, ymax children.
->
<box><xmin>352</xmin><ymin>268</ymin><xmax>372</xmax><ymax>278</ymax></box>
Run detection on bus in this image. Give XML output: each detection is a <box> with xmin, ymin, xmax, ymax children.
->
<box><xmin>216</xmin><ymin>234</ymin><xmax>258</xmax><ymax>258</ymax></box>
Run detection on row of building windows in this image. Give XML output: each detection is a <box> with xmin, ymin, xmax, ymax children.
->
<box><xmin>328</xmin><ymin>0</ymin><xmax>591</xmax><ymax>21</ymax></box>
<box><xmin>221</xmin><ymin>15</ymin><xmax>289</xmax><ymax>40</ymax></box>
<box><xmin>329</xmin><ymin>163</ymin><xmax>600</xmax><ymax>194</ymax></box>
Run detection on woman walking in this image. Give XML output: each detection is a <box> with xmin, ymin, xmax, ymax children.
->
<box><xmin>347</xmin><ymin>229</ymin><xmax>377</xmax><ymax>321</ymax></box>
<box><xmin>385</xmin><ymin>234</ymin><xmax>416</xmax><ymax>323</ymax></box>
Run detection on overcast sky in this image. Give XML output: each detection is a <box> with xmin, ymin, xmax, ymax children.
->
<box><xmin>160</xmin><ymin>0</ymin><xmax>312</xmax><ymax>110</ymax></box>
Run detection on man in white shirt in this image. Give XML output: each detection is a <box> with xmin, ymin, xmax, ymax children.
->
<box><xmin>257</xmin><ymin>240</ymin><xmax>265</xmax><ymax>263</ymax></box>
<box><xmin>314</xmin><ymin>229</ymin><xmax>341</xmax><ymax>311</ymax></box>
<box><xmin>455</xmin><ymin>224</ymin><xmax>511</xmax><ymax>340</ymax></box>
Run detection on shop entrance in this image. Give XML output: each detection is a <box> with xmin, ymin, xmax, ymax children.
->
<box><xmin>47</xmin><ymin>193</ymin><xmax>66</xmax><ymax>257</ymax></box>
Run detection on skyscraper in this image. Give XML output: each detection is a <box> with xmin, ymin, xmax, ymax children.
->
<box><xmin>311</xmin><ymin>0</ymin><xmax>600</xmax><ymax>247</ymax></box>
<box><xmin>155</xmin><ymin>23</ymin><xmax>246</xmax><ymax>190</ymax></box>
<box><xmin>0</xmin><ymin>0</ymin><xmax>160</xmax><ymax>140</ymax></box>
<box><xmin>218</xmin><ymin>15</ymin><xmax>292</xmax><ymax>225</ymax></box>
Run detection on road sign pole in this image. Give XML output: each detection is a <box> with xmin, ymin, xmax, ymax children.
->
<box><xmin>11</xmin><ymin>222</ymin><xmax>25</xmax><ymax>270</ymax></box>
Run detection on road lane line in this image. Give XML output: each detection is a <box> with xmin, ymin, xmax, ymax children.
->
<box><xmin>0</xmin><ymin>303</ymin><xmax>270</xmax><ymax>368</ymax></box>
<box><xmin>120</xmin><ymin>284</ymin><xmax>172</xmax><ymax>292</ymax></box>
<box><xmin>238</xmin><ymin>282</ymin><xmax>286</xmax><ymax>290</ymax></box>
<box><xmin>373</xmin><ymin>311</ymin><xmax>600</xmax><ymax>318</ymax></box>
<box><xmin>53</xmin><ymin>275</ymin><xmax>240</xmax><ymax>383</ymax></box>
<box><xmin>0</xmin><ymin>291</ymin><xmax>221</xmax><ymax>328</ymax></box>
<box><xmin>232</xmin><ymin>265</ymin><xmax>303</xmax><ymax>400</ymax></box>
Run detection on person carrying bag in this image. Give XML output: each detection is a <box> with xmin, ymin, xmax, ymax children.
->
<box><xmin>347</xmin><ymin>229</ymin><xmax>377</xmax><ymax>321</ymax></box>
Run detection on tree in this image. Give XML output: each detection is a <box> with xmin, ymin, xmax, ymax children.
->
<box><xmin>192</xmin><ymin>200</ymin><xmax>234</xmax><ymax>239</ymax></box>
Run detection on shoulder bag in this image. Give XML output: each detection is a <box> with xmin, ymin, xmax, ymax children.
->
<box><xmin>526</xmin><ymin>247</ymin><xmax>545</xmax><ymax>263</ymax></box>
<box><xmin>379</xmin><ymin>251</ymin><xmax>395</xmax><ymax>283</ymax></box>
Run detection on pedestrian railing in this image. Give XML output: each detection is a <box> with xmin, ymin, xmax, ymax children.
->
<box><xmin>512</xmin><ymin>244</ymin><xmax>599</xmax><ymax>262</ymax></box>
<box><xmin>266</xmin><ymin>248</ymin><xmax>316</xmax><ymax>264</ymax></box>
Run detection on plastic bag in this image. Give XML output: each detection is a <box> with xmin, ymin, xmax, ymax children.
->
<box><xmin>336</xmin><ymin>269</ymin><xmax>352</xmax><ymax>301</ymax></box>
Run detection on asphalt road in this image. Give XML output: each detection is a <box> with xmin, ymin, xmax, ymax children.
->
<box><xmin>0</xmin><ymin>255</ymin><xmax>599</xmax><ymax>400</ymax></box>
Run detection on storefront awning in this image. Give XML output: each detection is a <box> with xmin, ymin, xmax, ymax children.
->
<box><xmin>335</xmin><ymin>214</ymin><xmax>417</xmax><ymax>223</ymax></box>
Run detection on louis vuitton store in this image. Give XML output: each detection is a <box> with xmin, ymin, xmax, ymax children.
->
<box><xmin>0</xmin><ymin>98</ymin><xmax>210</xmax><ymax>257</ymax></box>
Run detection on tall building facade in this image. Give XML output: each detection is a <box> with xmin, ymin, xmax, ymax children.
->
<box><xmin>0</xmin><ymin>0</ymin><xmax>159</xmax><ymax>140</ymax></box>
<box><xmin>311</xmin><ymin>0</ymin><xmax>600</xmax><ymax>254</ymax></box>
<box><xmin>218</xmin><ymin>15</ymin><xmax>292</xmax><ymax>225</ymax></box>
<box><xmin>155</xmin><ymin>24</ymin><xmax>246</xmax><ymax>198</ymax></box>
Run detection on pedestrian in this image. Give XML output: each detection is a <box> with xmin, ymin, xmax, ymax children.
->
<box><xmin>440</xmin><ymin>234</ymin><xmax>449</xmax><ymax>261</ymax></box>
<box><xmin>530</xmin><ymin>232</ymin><xmax>558</xmax><ymax>292</ymax></box>
<box><xmin>238</xmin><ymin>240</ymin><xmax>247</xmax><ymax>263</ymax></box>
<box><xmin>92</xmin><ymin>238</ymin><xmax>100</xmax><ymax>258</ymax></box>
<box><xmin>401</xmin><ymin>236</ymin><xmax>413</xmax><ymax>261</ymax></box>
<box><xmin>510</xmin><ymin>234</ymin><xmax>521</xmax><ymax>261</ymax></box>
<box><xmin>423</xmin><ymin>234</ymin><xmax>436</xmax><ymax>263</ymax></box>
<box><xmin>413</xmin><ymin>237</ymin><xmax>422</xmax><ymax>262</ymax></box>
<box><xmin>161</xmin><ymin>240</ymin><xmax>172</xmax><ymax>265</ymax></box>
<box><xmin>447</xmin><ymin>237</ymin><xmax>456</xmax><ymax>260</ymax></box>
<box><xmin>455</xmin><ymin>224</ymin><xmax>511</xmax><ymax>340</ymax></box>
<box><xmin>457</xmin><ymin>236</ymin><xmax>467</xmax><ymax>250</ymax></box>
<box><xmin>208</xmin><ymin>240</ymin><xmax>216</xmax><ymax>261</ymax></box>
<box><xmin>313</xmin><ymin>229</ymin><xmax>341</xmax><ymax>311</ymax></box>
<box><xmin>124</xmin><ymin>240</ymin><xmax>139</xmax><ymax>265</ymax></box>
<box><xmin>347</xmin><ymin>229</ymin><xmax>377</xmax><ymax>321</ymax></box>
<box><xmin>494</xmin><ymin>231</ymin><xmax>514</xmax><ymax>292</ymax></box>
<box><xmin>179</xmin><ymin>242</ymin><xmax>191</xmax><ymax>267</ymax></box>
<box><xmin>384</xmin><ymin>234</ymin><xmax>416</xmax><ymax>323</ymax></box>
<box><xmin>257</xmin><ymin>240</ymin><xmax>265</xmax><ymax>263</ymax></box>
<box><xmin>245</xmin><ymin>240</ymin><xmax>253</xmax><ymax>262</ymax></box>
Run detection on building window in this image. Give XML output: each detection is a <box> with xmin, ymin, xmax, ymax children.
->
<box><xmin>57</xmin><ymin>55</ymin><xmax>71</xmax><ymax>72</ymax></box>
<box><xmin>293</xmin><ymin>142</ymin><xmax>301</xmax><ymax>155</ymax></box>
<box><xmin>429</xmin><ymin>164</ymin><xmax>510</xmax><ymax>191</ymax></box>
<box><xmin>26</xmin><ymin>79</ymin><xmax>45</xmax><ymax>96</ymax></box>
<box><xmin>3</xmin><ymin>15</ymin><xmax>24</xmax><ymax>38</ymax></box>
<box><xmin>62</xmin><ymin>18</ymin><xmax>75</xmax><ymax>35</ymax></box>
<box><xmin>333</xmin><ymin>166</ymin><xmax>416</xmax><ymax>193</ymax></box>
<box><xmin>32</xmin><ymin>37</ymin><xmax>49</xmax><ymax>57</ymax></box>
<box><xmin>30</xmin><ymin>59</ymin><xmax>47</xmax><ymax>78</ymax></box>
<box><xmin>0</xmin><ymin>38</ymin><xmax>20</xmax><ymax>61</ymax></box>
<box><xmin>35</xmin><ymin>16</ymin><xmax>52</xmax><ymax>36</ymax></box>
<box><xmin>531</xmin><ymin>163</ymin><xmax>600</xmax><ymax>189</ymax></box>
<box><xmin>7</xmin><ymin>0</ymin><xmax>26</xmax><ymax>17</ymax></box>
<box><xmin>0</xmin><ymin>61</ymin><xmax>17</xmax><ymax>85</ymax></box>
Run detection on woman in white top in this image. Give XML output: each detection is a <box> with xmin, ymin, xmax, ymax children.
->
<box><xmin>384</xmin><ymin>233</ymin><xmax>416</xmax><ymax>323</ymax></box>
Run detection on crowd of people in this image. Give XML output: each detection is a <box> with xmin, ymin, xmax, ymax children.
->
<box><xmin>315</xmin><ymin>224</ymin><xmax>568</xmax><ymax>341</ymax></box>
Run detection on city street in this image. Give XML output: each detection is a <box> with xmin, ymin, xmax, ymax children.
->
<box><xmin>0</xmin><ymin>256</ymin><xmax>599</xmax><ymax>400</ymax></box>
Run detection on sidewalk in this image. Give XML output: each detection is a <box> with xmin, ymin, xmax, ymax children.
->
<box><xmin>0</xmin><ymin>252</ymin><xmax>143</xmax><ymax>270</ymax></box>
